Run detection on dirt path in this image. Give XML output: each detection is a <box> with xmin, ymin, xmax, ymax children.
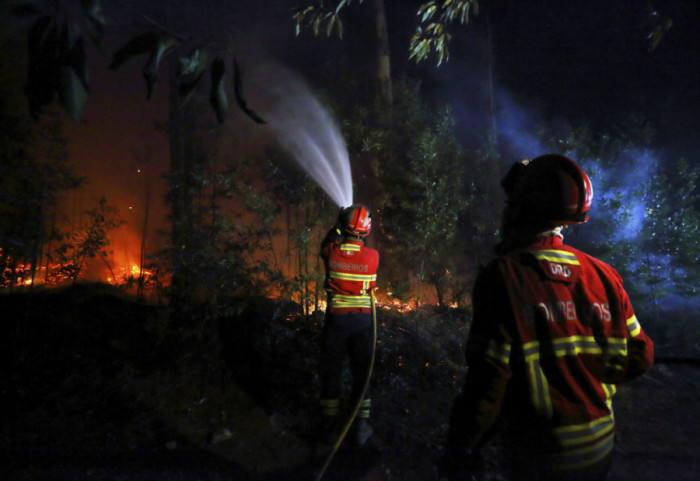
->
<box><xmin>609</xmin><ymin>363</ymin><xmax>700</xmax><ymax>481</ymax></box>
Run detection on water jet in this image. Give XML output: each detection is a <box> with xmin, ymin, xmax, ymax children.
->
<box><xmin>264</xmin><ymin>69</ymin><xmax>353</xmax><ymax>209</ymax></box>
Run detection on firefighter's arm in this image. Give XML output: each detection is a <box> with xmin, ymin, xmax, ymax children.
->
<box><xmin>624</xmin><ymin>313</ymin><xmax>655</xmax><ymax>381</ymax></box>
<box><xmin>320</xmin><ymin>223</ymin><xmax>343</xmax><ymax>255</ymax></box>
<box><xmin>445</xmin><ymin>265</ymin><xmax>512</xmax><ymax>449</ymax></box>
<box><xmin>608</xmin><ymin>282</ymin><xmax>654</xmax><ymax>383</ymax></box>
<box><xmin>441</xmin><ymin>266</ymin><xmax>510</xmax><ymax>480</ymax></box>
<box><xmin>616</xmin><ymin>278</ymin><xmax>655</xmax><ymax>380</ymax></box>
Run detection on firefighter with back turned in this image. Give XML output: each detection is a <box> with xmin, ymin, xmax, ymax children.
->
<box><xmin>318</xmin><ymin>203</ymin><xmax>379</xmax><ymax>447</ymax></box>
<box><xmin>440</xmin><ymin>154</ymin><xmax>654</xmax><ymax>480</ymax></box>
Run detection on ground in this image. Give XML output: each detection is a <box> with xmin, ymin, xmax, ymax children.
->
<box><xmin>1</xmin><ymin>284</ymin><xmax>698</xmax><ymax>480</ymax></box>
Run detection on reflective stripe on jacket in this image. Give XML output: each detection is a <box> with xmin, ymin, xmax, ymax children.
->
<box><xmin>321</xmin><ymin>240</ymin><xmax>378</xmax><ymax>314</ymax></box>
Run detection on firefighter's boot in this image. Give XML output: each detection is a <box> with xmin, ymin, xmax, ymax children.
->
<box><xmin>318</xmin><ymin>399</ymin><xmax>340</xmax><ymax>445</ymax></box>
<box><xmin>352</xmin><ymin>417</ymin><xmax>374</xmax><ymax>446</ymax></box>
<box><xmin>317</xmin><ymin>414</ymin><xmax>339</xmax><ymax>446</ymax></box>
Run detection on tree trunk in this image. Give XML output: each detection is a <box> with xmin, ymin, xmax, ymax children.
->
<box><xmin>28</xmin><ymin>185</ymin><xmax>47</xmax><ymax>287</ymax></box>
<box><xmin>373</xmin><ymin>0</ymin><xmax>392</xmax><ymax>108</ymax></box>
<box><xmin>365</xmin><ymin>0</ymin><xmax>392</xmax><ymax>252</ymax></box>
<box><xmin>168</xmin><ymin>57</ymin><xmax>196</xmax><ymax>321</ymax></box>
<box><xmin>138</xmin><ymin>186</ymin><xmax>151</xmax><ymax>300</ymax></box>
<box><xmin>485</xmin><ymin>11</ymin><xmax>497</xmax><ymax>147</ymax></box>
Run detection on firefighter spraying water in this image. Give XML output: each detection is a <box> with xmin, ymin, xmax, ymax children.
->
<box><xmin>315</xmin><ymin>204</ymin><xmax>380</xmax><ymax>481</ymax></box>
<box><xmin>262</xmin><ymin>73</ymin><xmax>379</xmax><ymax>477</ymax></box>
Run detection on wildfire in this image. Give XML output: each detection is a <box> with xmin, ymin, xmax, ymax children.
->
<box><xmin>1</xmin><ymin>257</ymin><xmax>78</xmax><ymax>287</ymax></box>
<box><xmin>106</xmin><ymin>263</ymin><xmax>156</xmax><ymax>284</ymax></box>
<box><xmin>3</xmin><ymin>248</ymin><xmax>435</xmax><ymax>315</ymax></box>
<box><xmin>375</xmin><ymin>291</ymin><xmax>420</xmax><ymax>313</ymax></box>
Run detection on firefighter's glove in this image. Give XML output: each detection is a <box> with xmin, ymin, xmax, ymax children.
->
<box><xmin>324</xmin><ymin>223</ymin><xmax>343</xmax><ymax>244</ymax></box>
<box><xmin>438</xmin><ymin>446</ymin><xmax>482</xmax><ymax>481</ymax></box>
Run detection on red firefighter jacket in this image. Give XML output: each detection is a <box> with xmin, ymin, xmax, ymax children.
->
<box><xmin>459</xmin><ymin>236</ymin><xmax>654</xmax><ymax>471</ymax></box>
<box><xmin>321</xmin><ymin>236</ymin><xmax>378</xmax><ymax>315</ymax></box>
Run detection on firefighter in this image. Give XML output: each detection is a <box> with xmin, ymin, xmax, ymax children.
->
<box><xmin>440</xmin><ymin>155</ymin><xmax>654</xmax><ymax>481</ymax></box>
<box><xmin>318</xmin><ymin>203</ymin><xmax>379</xmax><ymax>447</ymax></box>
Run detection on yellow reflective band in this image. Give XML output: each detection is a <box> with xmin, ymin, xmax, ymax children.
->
<box><xmin>558</xmin><ymin>430</ymin><xmax>615</xmax><ymax>470</ymax></box>
<box><xmin>602</xmin><ymin>383</ymin><xmax>617</xmax><ymax>409</ymax></box>
<box><xmin>626</xmin><ymin>315</ymin><xmax>641</xmax><ymax>337</ymax></box>
<box><xmin>552</xmin><ymin>336</ymin><xmax>603</xmax><ymax>357</ymax></box>
<box><xmin>556</xmin><ymin>414</ymin><xmax>615</xmax><ymax>446</ymax></box>
<box><xmin>332</xmin><ymin>294</ymin><xmax>371</xmax><ymax>301</ymax></box>
<box><xmin>528</xmin><ymin>358</ymin><xmax>553</xmax><ymax>417</ymax></box>
<box><xmin>320</xmin><ymin>399</ymin><xmax>339</xmax><ymax>408</ymax></box>
<box><xmin>340</xmin><ymin>243</ymin><xmax>361</xmax><ymax>252</ymax></box>
<box><xmin>607</xmin><ymin>337</ymin><xmax>627</xmax><ymax>352</ymax></box>
<box><xmin>524</xmin><ymin>337</ymin><xmax>627</xmax><ymax>362</ymax></box>
<box><xmin>523</xmin><ymin>341</ymin><xmax>541</xmax><ymax>362</ymax></box>
<box><xmin>330</xmin><ymin>271</ymin><xmax>377</xmax><ymax>282</ymax></box>
<box><xmin>359</xmin><ymin>398</ymin><xmax>371</xmax><ymax>418</ymax></box>
<box><xmin>331</xmin><ymin>294</ymin><xmax>371</xmax><ymax>308</ymax></box>
<box><xmin>320</xmin><ymin>398</ymin><xmax>340</xmax><ymax>416</ymax></box>
<box><xmin>485</xmin><ymin>339</ymin><xmax>511</xmax><ymax>366</ymax></box>
<box><xmin>534</xmin><ymin>249</ymin><xmax>580</xmax><ymax>265</ymax></box>
<box><xmin>602</xmin><ymin>383</ymin><xmax>617</xmax><ymax>398</ymax></box>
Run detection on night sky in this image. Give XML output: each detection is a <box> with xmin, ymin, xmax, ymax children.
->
<box><xmin>20</xmin><ymin>0</ymin><xmax>699</xmax><ymax>277</ymax></box>
<box><xmin>397</xmin><ymin>0</ymin><xmax>700</xmax><ymax>160</ymax></box>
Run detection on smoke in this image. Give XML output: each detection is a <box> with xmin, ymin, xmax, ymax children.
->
<box><xmin>483</xmin><ymin>85</ymin><xmax>699</xmax><ymax>316</ymax></box>
<box><xmin>246</xmin><ymin>63</ymin><xmax>354</xmax><ymax>209</ymax></box>
<box><xmin>493</xmin><ymin>87</ymin><xmax>660</xmax><ymax>243</ymax></box>
<box><xmin>582</xmin><ymin>148</ymin><xmax>658</xmax><ymax>241</ymax></box>
<box><xmin>496</xmin><ymin>89</ymin><xmax>548</xmax><ymax>159</ymax></box>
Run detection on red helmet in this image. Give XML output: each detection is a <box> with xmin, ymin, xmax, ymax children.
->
<box><xmin>501</xmin><ymin>154</ymin><xmax>593</xmax><ymax>226</ymax></box>
<box><xmin>340</xmin><ymin>204</ymin><xmax>372</xmax><ymax>237</ymax></box>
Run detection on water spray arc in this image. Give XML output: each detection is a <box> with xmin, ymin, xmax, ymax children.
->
<box><xmin>264</xmin><ymin>70</ymin><xmax>353</xmax><ymax>208</ymax></box>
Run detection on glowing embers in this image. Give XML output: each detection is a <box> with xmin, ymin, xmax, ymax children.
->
<box><xmin>0</xmin><ymin>249</ymin><xmax>79</xmax><ymax>287</ymax></box>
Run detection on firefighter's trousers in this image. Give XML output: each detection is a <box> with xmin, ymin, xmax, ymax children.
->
<box><xmin>319</xmin><ymin>311</ymin><xmax>373</xmax><ymax>419</ymax></box>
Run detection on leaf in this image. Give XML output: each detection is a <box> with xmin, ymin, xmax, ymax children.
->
<box><xmin>421</xmin><ymin>3</ymin><xmax>437</xmax><ymax>22</ymax></box>
<box><xmin>326</xmin><ymin>14</ymin><xmax>335</xmax><ymax>37</ymax></box>
<box><xmin>58</xmin><ymin>20</ymin><xmax>90</xmax><ymax>121</ymax></box>
<box><xmin>60</xmin><ymin>66</ymin><xmax>89</xmax><ymax>122</ymax></box>
<box><xmin>80</xmin><ymin>0</ymin><xmax>106</xmax><ymax>46</ymax></box>
<box><xmin>177</xmin><ymin>48</ymin><xmax>206</xmax><ymax>105</ymax></box>
<box><xmin>336</xmin><ymin>16</ymin><xmax>344</xmax><ymax>39</ymax></box>
<box><xmin>109</xmin><ymin>32</ymin><xmax>159</xmax><ymax>70</ymax></box>
<box><xmin>460</xmin><ymin>2</ymin><xmax>470</xmax><ymax>24</ymax></box>
<box><xmin>177</xmin><ymin>47</ymin><xmax>208</xmax><ymax>79</ymax></box>
<box><xmin>312</xmin><ymin>14</ymin><xmax>322</xmax><ymax>36</ymax></box>
<box><xmin>142</xmin><ymin>35</ymin><xmax>179</xmax><ymax>100</ymax></box>
<box><xmin>293</xmin><ymin>6</ymin><xmax>314</xmax><ymax>36</ymax></box>
<box><xmin>209</xmin><ymin>57</ymin><xmax>227</xmax><ymax>123</ymax></box>
<box><xmin>232</xmin><ymin>57</ymin><xmax>266</xmax><ymax>124</ymax></box>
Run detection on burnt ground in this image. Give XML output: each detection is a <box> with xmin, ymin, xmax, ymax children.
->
<box><xmin>1</xmin><ymin>283</ymin><xmax>698</xmax><ymax>481</ymax></box>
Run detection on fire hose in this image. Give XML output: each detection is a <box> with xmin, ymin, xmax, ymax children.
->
<box><xmin>313</xmin><ymin>288</ymin><xmax>378</xmax><ymax>481</ymax></box>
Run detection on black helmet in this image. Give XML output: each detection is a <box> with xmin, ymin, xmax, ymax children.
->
<box><xmin>501</xmin><ymin>154</ymin><xmax>593</xmax><ymax>226</ymax></box>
